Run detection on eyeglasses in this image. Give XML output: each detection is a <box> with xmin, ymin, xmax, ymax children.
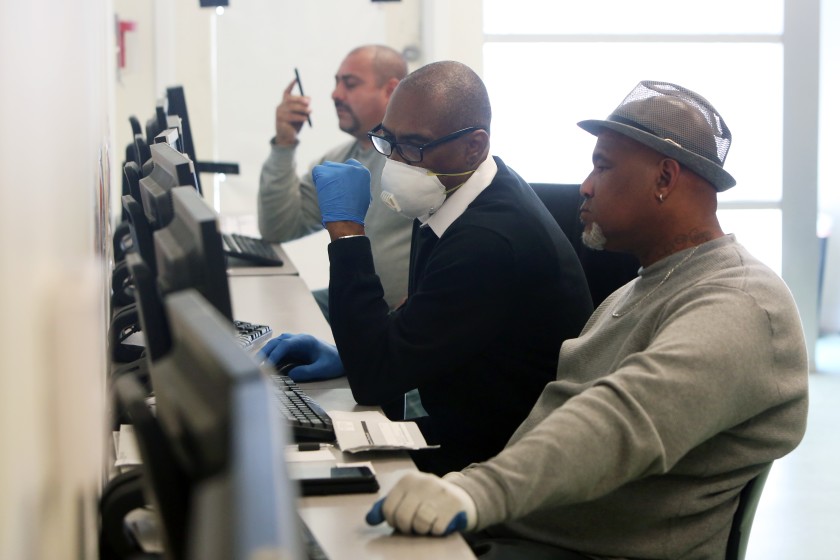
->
<box><xmin>367</xmin><ymin>124</ymin><xmax>485</xmax><ymax>163</ymax></box>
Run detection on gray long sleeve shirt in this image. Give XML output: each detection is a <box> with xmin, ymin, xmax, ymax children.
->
<box><xmin>258</xmin><ymin>139</ymin><xmax>412</xmax><ymax>309</ymax></box>
<box><xmin>452</xmin><ymin>235</ymin><xmax>809</xmax><ymax>560</ymax></box>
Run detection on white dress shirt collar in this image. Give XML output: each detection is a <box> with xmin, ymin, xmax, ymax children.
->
<box><xmin>420</xmin><ymin>156</ymin><xmax>498</xmax><ymax>238</ymax></box>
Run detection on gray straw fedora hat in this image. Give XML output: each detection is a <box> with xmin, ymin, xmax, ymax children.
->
<box><xmin>578</xmin><ymin>81</ymin><xmax>736</xmax><ymax>191</ymax></box>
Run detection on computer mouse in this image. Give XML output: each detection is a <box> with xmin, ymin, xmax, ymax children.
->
<box><xmin>273</xmin><ymin>360</ymin><xmax>305</xmax><ymax>376</ymax></box>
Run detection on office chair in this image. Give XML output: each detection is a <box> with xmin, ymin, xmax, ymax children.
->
<box><xmin>134</xmin><ymin>133</ymin><xmax>151</xmax><ymax>173</ymax></box>
<box><xmin>726</xmin><ymin>462</ymin><xmax>774</xmax><ymax>560</ymax></box>
<box><xmin>530</xmin><ymin>183</ymin><xmax>640</xmax><ymax>307</ymax></box>
<box><xmin>98</xmin><ymin>468</ymin><xmax>147</xmax><ymax>560</ymax></box>
<box><xmin>129</xmin><ymin>114</ymin><xmax>143</xmax><ymax>137</ymax></box>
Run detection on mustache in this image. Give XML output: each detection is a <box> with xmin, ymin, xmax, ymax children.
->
<box><xmin>334</xmin><ymin>101</ymin><xmax>352</xmax><ymax>112</ymax></box>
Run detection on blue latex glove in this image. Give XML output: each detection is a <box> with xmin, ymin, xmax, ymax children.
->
<box><xmin>312</xmin><ymin>159</ymin><xmax>371</xmax><ymax>226</ymax></box>
<box><xmin>365</xmin><ymin>472</ymin><xmax>475</xmax><ymax>536</ymax></box>
<box><xmin>257</xmin><ymin>333</ymin><xmax>345</xmax><ymax>382</ymax></box>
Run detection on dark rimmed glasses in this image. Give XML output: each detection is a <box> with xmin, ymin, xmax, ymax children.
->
<box><xmin>367</xmin><ymin>124</ymin><xmax>485</xmax><ymax>163</ymax></box>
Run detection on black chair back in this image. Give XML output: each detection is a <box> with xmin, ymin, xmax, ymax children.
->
<box><xmin>530</xmin><ymin>183</ymin><xmax>640</xmax><ymax>307</ymax></box>
<box><xmin>726</xmin><ymin>463</ymin><xmax>773</xmax><ymax>560</ymax></box>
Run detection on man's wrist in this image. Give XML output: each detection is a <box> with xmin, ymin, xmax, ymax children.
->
<box><xmin>270</xmin><ymin>135</ymin><xmax>298</xmax><ymax>148</ymax></box>
<box><xmin>326</xmin><ymin>221</ymin><xmax>365</xmax><ymax>241</ymax></box>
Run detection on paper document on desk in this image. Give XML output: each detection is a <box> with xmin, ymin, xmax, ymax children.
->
<box><xmin>329</xmin><ymin>410</ymin><xmax>439</xmax><ymax>453</ymax></box>
<box><xmin>114</xmin><ymin>424</ymin><xmax>142</xmax><ymax>468</ymax></box>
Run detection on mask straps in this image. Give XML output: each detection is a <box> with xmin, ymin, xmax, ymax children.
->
<box><xmin>444</xmin><ymin>182</ymin><xmax>467</xmax><ymax>195</ymax></box>
<box><xmin>428</xmin><ymin>168</ymin><xmax>476</xmax><ymax>195</ymax></box>
<box><xmin>426</xmin><ymin>169</ymin><xmax>476</xmax><ymax>178</ymax></box>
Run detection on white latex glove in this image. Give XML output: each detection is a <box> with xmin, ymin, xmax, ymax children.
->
<box><xmin>365</xmin><ymin>471</ymin><xmax>477</xmax><ymax>536</ymax></box>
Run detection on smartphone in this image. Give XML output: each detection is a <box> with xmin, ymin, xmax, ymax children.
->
<box><xmin>291</xmin><ymin>465</ymin><xmax>379</xmax><ymax>496</ymax></box>
<box><xmin>294</xmin><ymin>67</ymin><xmax>313</xmax><ymax>127</ymax></box>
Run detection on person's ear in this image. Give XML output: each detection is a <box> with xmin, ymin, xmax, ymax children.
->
<box><xmin>464</xmin><ymin>129</ymin><xmax>490</xmax><ymax>167</ymax></box>
<box><xmin>383</xmin><ymin>77</ymin><xmax>400</xmax><ymax>99</ymax></box>
<box><xmin>655</xmin><ymin>158</ymin><xmax>680</xmax><ymax>201</ymax></box>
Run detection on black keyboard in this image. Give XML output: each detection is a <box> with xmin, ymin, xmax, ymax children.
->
<box><xmin>271</xmin><ymin>375</ymin><xmax>335</xmax><ymax>442</ymax></box>
<box><xmin>222</xmin><ymin>233</ymin><xmax>284</xmax><ymax>266</ymax></box>
<box><xmin>234</xmin><ymin>319</ymin><xmax>271</xmax><ymax>349</ymax></box>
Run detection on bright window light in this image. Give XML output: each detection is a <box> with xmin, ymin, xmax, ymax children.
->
<box><xmin>483</xmin><ymin>0</ymin><xmax>787</xmax><ymax>273</ymax></box>
<box><xmin>483</xmin><ymin>42</ymin><xmax>782</xmax><ymax>203</ymax></box>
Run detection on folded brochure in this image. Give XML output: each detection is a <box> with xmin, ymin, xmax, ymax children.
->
<box><xmin>328</xmin><ymin>410</ymin><xmax>439</xmax><ymax>453</ymax></box>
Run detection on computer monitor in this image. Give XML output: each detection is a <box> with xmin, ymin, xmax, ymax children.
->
<box><xmin>134</xmin><ymin>133</ymin><xmax>151</xmax><ymax>172</ymax></box>
<box><xmin>164</xmin><ymin>85</ymin><xmax>241</xmax><ymax>190</ymax></box>
<box><xmin>155</xmin><ymin>125</ymin><xmax>184</xmax><ymax>154</ymax></box>
<box><xmin>122</xmin><ymin>193</ymin><xmax>157</xmax><ymax>276</ymax></box>
<box><xmin>138</xmin><ymin>142</ymin><xmax>199</xmax><ymax>230</ymax></box>
<box><xmin>116</xmin><ymin>288</ymin><xmax>301</xmax><ymax>560</ymax></box>
<box><xmin>125</xmin><ymin>251</ymin><xmax>170</xmax><ymax>361</ymax></box>
<box><xmin>165</xmin><ymin>86</ymin><xmax>203</xmax><ymax>195</ymax></box>
<box><xmin>145</xmin><ymin>100</ymin><xmax>169</xmax><ymax>145</ymax></box>
<box><xmin>153</xmin><ymin>186</ymin><xmax>233</xmax><ymax>322</ymax></box>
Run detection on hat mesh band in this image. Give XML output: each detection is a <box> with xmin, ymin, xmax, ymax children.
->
<box><xmin>613</xmin><ymin>81</ymin><xmax>732</xmax><ymax>166</ymax></box>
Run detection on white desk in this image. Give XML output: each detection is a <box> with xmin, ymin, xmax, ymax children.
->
<box><xmin>229</xmin><ymin>274</ymin><xmax>332</xmax><ymax>342</ymax></box>
<box><xmin>228</xmin><ymin>274</ymin><xmax>475</xmax><ymax>559</ymax></box>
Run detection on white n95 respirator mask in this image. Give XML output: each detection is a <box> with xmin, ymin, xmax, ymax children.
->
<box><xmin>379</xmin><ymin>159</ymin><xmax>473</xmax><ymax>220</ymax></box>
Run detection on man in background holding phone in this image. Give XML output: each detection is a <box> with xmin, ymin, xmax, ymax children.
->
<box><xmin>258</xmin><ymin>45</ymin><xmax>411</xmax><ymax>319</ymax></box>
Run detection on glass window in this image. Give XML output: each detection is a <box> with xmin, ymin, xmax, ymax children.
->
<box><xmin>718</xmin><ymin>209</ymin><xmax>782</xmax><ymax>274</ymax></box>
<box><xmin>483</xmin><ymin>42</ymin><xmax>782</xmax><ymax>202</ymax></box>
<box><xmin>483</xmin><ymin>0</ymin><xmax>789</xmax><ymax>280</ymax></box>
<box><xmin>483</xmin><ymin>0</ymin><xmax>783</xmax><ymax>36</ymax></box>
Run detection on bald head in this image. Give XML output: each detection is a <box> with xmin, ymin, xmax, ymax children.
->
<box><xmin>380</xmin><ymin>61</ymin><xmax>492</xmax><ymax>179</ymax></box>
<box><xmin>347</xmin><ymin>45</ymin><xmax>408</xmax><ymax>87</ymax></box>
<box><xmin>396</xmin><ymin>61</ymin><xmax>492</xmax><ymax>133</ymax></box>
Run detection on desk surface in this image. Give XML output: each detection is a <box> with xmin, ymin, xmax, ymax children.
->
<box><xmin>229</xmin><ymin>274</ymin><xmax>333</xmax><ymax>343</ymax></box>
<box><xmin>228</xmin><ymin>274</ymin><xmax>475</xmax><ymax>559</ymax></box>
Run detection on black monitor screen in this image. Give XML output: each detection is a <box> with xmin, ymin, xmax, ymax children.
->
<box><xmin>155</xmin><ymin>126</ymin><xmax>184</xmax><ymax>154</ymax></box>
<box><xmin>121</xmin><ymin>289</ymin><xmax>301</xmax><ymax>560</ymax></box>
<box><xmin>145</xmin><ymin>100</ymin><xmax>168</xmax><ymax>145</ymax></box>
<box><xmin>139</xmin><ymin>142</ymin><xmax>199</xmax><ymax>230</ymax></box>
<box><xmin>125</xmin><ymin>251</ymin><xmax>170</xmax><ymax>361</ymax></box>
<box><xmin>153</xmin><ymin>186</ymin><xmax>233</xmax><ymax>322</ymax></box>
<box><xmin>165</xmin><ymin>86</ymin><xmax>203</xmax><ymax>195</ymax></box>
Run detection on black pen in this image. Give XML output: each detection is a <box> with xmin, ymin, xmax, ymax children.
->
<box><xmin>294</xmin><ymin>67</ymin><xmax>313</xmax><ymax>128</ymax></box>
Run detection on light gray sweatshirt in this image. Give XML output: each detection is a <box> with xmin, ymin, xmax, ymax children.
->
<box><xmin>258</xmin><ymin>139</ymin><xmax>412</xmax><ymax>309</ymax></box>
<box><xmin>453</xmin><ymin>235</ymin><xmax>809</xmax><ymax>560</ymax></box>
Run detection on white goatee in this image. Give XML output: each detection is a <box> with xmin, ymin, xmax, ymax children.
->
<box><xmin>582</xmin><ymin>222</ymin><xmax>607</xmax><ymax>251</ymax></box>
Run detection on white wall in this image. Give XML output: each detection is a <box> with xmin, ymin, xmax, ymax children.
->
<box><xmin>0</xmin><ymin>0</ymin><xmax>113</xmax><ymax>557</ymax></box>
<box><xmin>113</xmin><ymin>0</ymin><xmax>156</xmax><ymax>179</ymax></box>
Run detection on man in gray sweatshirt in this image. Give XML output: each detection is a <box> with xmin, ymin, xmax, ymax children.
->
<box><xmin>258</xmin><ymin>45</ymin><xmax>412</xmax><ymax>316</ymax></box>
<box><xmin>366</xmin><ymin>81</ymin><xmax>809</xmax><ymax>560</ymax></box>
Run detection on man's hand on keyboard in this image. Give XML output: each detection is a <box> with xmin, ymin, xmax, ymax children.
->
<box><xmin>258</xmin><ymin>333</ymin><xmax>345</xmax><ymax>382</ymax></box>
<box><xmin>312</xmin><ymin>159</ymin><xmax>371</xmax><ymax>226</ymax></box>
<box><xmin>365</xmin><ymin>472</ymin><xmax>477</xmax><ymax>536</ymax></box>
